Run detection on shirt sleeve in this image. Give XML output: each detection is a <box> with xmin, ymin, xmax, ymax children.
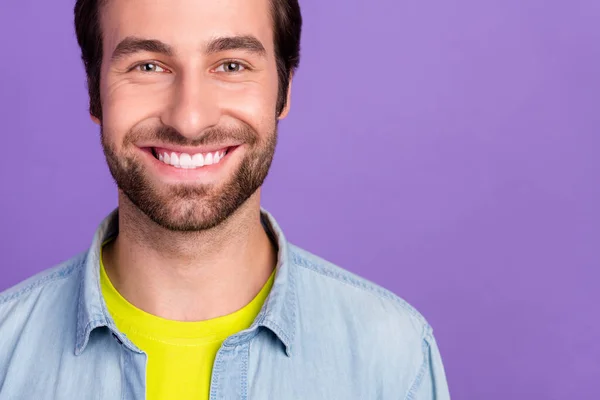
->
<box><xmin>405</xmin><ymin>332</ymin><xmax>451</xmax><ymax>400</ymax></box>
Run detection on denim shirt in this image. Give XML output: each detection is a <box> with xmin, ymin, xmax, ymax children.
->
<box><xmin>0</xmin><ymin>208</ymin><xmax>450</xmax><ymax>399</ymax></box>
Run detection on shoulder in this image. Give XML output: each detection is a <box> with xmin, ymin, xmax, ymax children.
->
<box><xmin>287</xmin><ymin>243</ymin><xmax>444</xmax><ymax>395</ymax></box>
<box><xmin>0</xmin><ymin>251</ymin><xmax>86</xmax><ymax>305</ymax></box>
<box><xmin>288</xmin><ymin>243</ymin><xmax>433</xmax><ymax>340</ymax></box>
<box><xmin>0</xmin><ymin>251</ymin><xmax>87</xmax><ymax>335</ymax></box>
<box><xmin>0</xmin><ymin>251</ymin><xmax>99</xmax><ymax>391</ymax></box>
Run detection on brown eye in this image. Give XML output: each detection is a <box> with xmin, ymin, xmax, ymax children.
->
<box><xmin>136</xmin><ymin>63</ymin><xmax>166</xmax><ymax>73</ymax></box>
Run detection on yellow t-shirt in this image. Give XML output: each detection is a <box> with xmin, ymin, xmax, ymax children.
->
<box><xmin>100</xmin><ymin>241</ymin><xmax>275</xmax><ymax>400</ymax></box>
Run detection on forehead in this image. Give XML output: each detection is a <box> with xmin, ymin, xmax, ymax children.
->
<box><xmin>100</xmin><ymin>0</ymin><xmax>274</xmax><ymax>54</ymax></box>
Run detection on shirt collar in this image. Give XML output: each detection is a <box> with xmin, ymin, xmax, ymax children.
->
<box><xmin>75</xmin><ymin>207</ymin><xmax>298</xmax><ymax>357</ymax></box>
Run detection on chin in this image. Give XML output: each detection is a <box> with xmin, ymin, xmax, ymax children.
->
<box><xmin>129</xmin><ymin>185</ymin><xmax>249</xmax><ymax>232</ymax></box>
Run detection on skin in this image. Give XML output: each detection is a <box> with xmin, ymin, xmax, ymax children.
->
<box><xmin>97</xmin><ymin>0</ymin><xmax>292</xmax><ymax>321</ymax></box>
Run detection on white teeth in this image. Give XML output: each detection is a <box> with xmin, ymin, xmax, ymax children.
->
<box><xmin>192</xmin><ymin>153</ymin><xmax>204</xmax><ymax>167</ymax></box>
<box><xmin>179</xmin><ymin>153</ymin><xmax>192</xmax><ymax>168</ymax></box>
<box><xmin>170</xmin><ymin>153</ymin><xmax>179</xmax><ymax>168</ymax></box>
<box><xmin>155</xmin><ymin>149</ymin><xmax>228</xmax><ymax>169</ymax></box>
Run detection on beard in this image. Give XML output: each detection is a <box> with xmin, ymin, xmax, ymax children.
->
<box><xmin>101</xmin><ymin>121</ymin><xmax>277</xmax><ymax>232</ymax></box>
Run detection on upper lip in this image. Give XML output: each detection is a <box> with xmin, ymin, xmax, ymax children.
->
<box><xmin>139</xmin><ymin>143</ymin><xmax>241</xmax><ymax>154</ymax></box>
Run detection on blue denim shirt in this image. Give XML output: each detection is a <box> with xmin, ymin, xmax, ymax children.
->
<box><xmin>0</xmin><ymin>208</ymin><xmax>450</xmax><ymax>399</ymax></box>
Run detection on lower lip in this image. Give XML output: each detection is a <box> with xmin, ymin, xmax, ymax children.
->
<box><xmin>140</xmin><ymin>146</ymin><xmax>240</xmax><ymax>182</ymax></box>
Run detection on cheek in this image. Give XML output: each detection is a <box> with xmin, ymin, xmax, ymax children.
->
<box><xmin>102</xmin><ymin>79</ymin><xmax>173</xmax><ymax>146</ymax></box>
<box><xmin>218</xmin><ymin>80</ymin><xmax>278</xmax><ymax>134</ymax></box>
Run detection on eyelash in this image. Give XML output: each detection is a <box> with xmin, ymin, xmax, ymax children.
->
<box><xmin>130</xmin><ymin>60</ymin><xmax>251</xmax><ymax>74</ymax></box>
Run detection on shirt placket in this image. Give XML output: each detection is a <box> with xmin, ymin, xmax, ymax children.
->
<box><xmin>209</xmin><ymin>340</ymin><xmax>251</xmax><ymax>400</ymax></box>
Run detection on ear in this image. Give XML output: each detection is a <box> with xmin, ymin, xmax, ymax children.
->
<box><xmin>277</xmin><ymin>75</ymin><xmax>293</xmax><ymax>120</ymax></box>
<box><xmin>90</xmin><ymin>114</ymin><xmax>101</xmax><ymax>125</ymax></box>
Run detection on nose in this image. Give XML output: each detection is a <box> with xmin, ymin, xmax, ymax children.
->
<box><xmin>160</xmin><ymin>73</ymin><xmax>221</xmax><ymax>140</ymax></box>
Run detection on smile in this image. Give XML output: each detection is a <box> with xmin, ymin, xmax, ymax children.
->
<box><xmin>150</xmin><ymin>146</ymin><xmax>231</xmax><ymax>169</ymax></box>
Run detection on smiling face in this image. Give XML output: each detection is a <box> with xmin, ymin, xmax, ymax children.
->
<box><xmin>97</xmin><ymin>0</ymin><xmax>289</xmax><ymax>231</ymax></box>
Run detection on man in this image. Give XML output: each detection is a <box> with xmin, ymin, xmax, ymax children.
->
<box><xmin>0</xmin><ymin>0</ymin><xmax>450</xmax><ymax>398</ymax></box>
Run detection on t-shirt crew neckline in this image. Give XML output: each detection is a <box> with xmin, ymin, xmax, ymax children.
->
<box><xmin>99</xmin><ymin>238</ymin><xmax>276</xmax><ymax>344</ymax></box>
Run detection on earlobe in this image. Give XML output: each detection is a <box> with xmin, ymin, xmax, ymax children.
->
<box><xmin>277</xmin><ymin>77</ymin><xmax>293</xmax><ymax>120</ymax></box>
<box><xmin>90</xmin><ymin>114</ymin><xmax>101</xmax><ymax>125</ymax></box>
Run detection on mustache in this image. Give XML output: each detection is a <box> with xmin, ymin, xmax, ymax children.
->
<box><xmin>123</xmin><ymin>123</ymin><xmax>258</xmax><ymax>148</ymax></box>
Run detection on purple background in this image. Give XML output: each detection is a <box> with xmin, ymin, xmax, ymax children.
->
<box><xmin>1</xmin><ymin>0</ymin><xmax>598</xmax><ymax>398</ymax></box>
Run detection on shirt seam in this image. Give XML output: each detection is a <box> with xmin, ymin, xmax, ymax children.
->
<box><xmin>290</xmin><ymin>247</ymin><xmax>429</xmax><ymax>327</ymax></box>
<box><xmin>403</xmin><ymin>334</ymin><xmax>432</xmax><ymax>400</ymax></box>
<box><xmin>260</xmin><ymin>318</ymin><xmax>292</xmax><ymax>345</ymax></box>
<box><xmin>241</xmin><ymin>341</ymin><xmax>249</xmax><ymax>400</ymax></box>
<box><xmin>0</xmin><ymin>254</ymin><xmax>84</xmax><ymax>306</ymax></box>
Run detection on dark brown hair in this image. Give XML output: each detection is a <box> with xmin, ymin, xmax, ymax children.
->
<box><xmin>74</xmin><ymin>0</ymin><xmax>302</xmax><ymax>119</ymax></box>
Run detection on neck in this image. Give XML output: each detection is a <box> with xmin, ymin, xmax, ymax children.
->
<box><xmin>102</xmin><ymin>190</ymin><xmax>277</xmax><ymax>321</ymax></box>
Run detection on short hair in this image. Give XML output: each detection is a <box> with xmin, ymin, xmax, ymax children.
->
<box><xmin>74</xmin><ymin>0</ymin><xmax>302</xmax><ymax>119</ymax></box>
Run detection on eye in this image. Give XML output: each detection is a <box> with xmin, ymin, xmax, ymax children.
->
<box><xmin>214</xmin><ymin>61</ymin><xmax>247</xmax><ymax>73</ymax></box>
<box><xmin>134</xmin><ymin>62</ymin><xmax>167</xmax><ymax>73</ymax></box>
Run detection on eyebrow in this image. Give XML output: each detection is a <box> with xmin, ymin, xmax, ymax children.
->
<box><xmin>110</xmin><ymin>35</ymin><xmax>266</xmax><ymax>63</ymax></box>
<box><xmin>205</xmin><ymin>35</ymin><xmax>267</xmax><ymax>57</ymax></box>
<box><xmin>111</xmin><ymin>37</ymin><xmax>173</xmax><ymax>62</ymax></box>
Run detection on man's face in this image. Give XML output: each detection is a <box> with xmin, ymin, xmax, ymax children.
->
<box><xmin>98</xmin><ymin>0</ymin><xmax>286</xmax><ymax>231</ymax></box>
